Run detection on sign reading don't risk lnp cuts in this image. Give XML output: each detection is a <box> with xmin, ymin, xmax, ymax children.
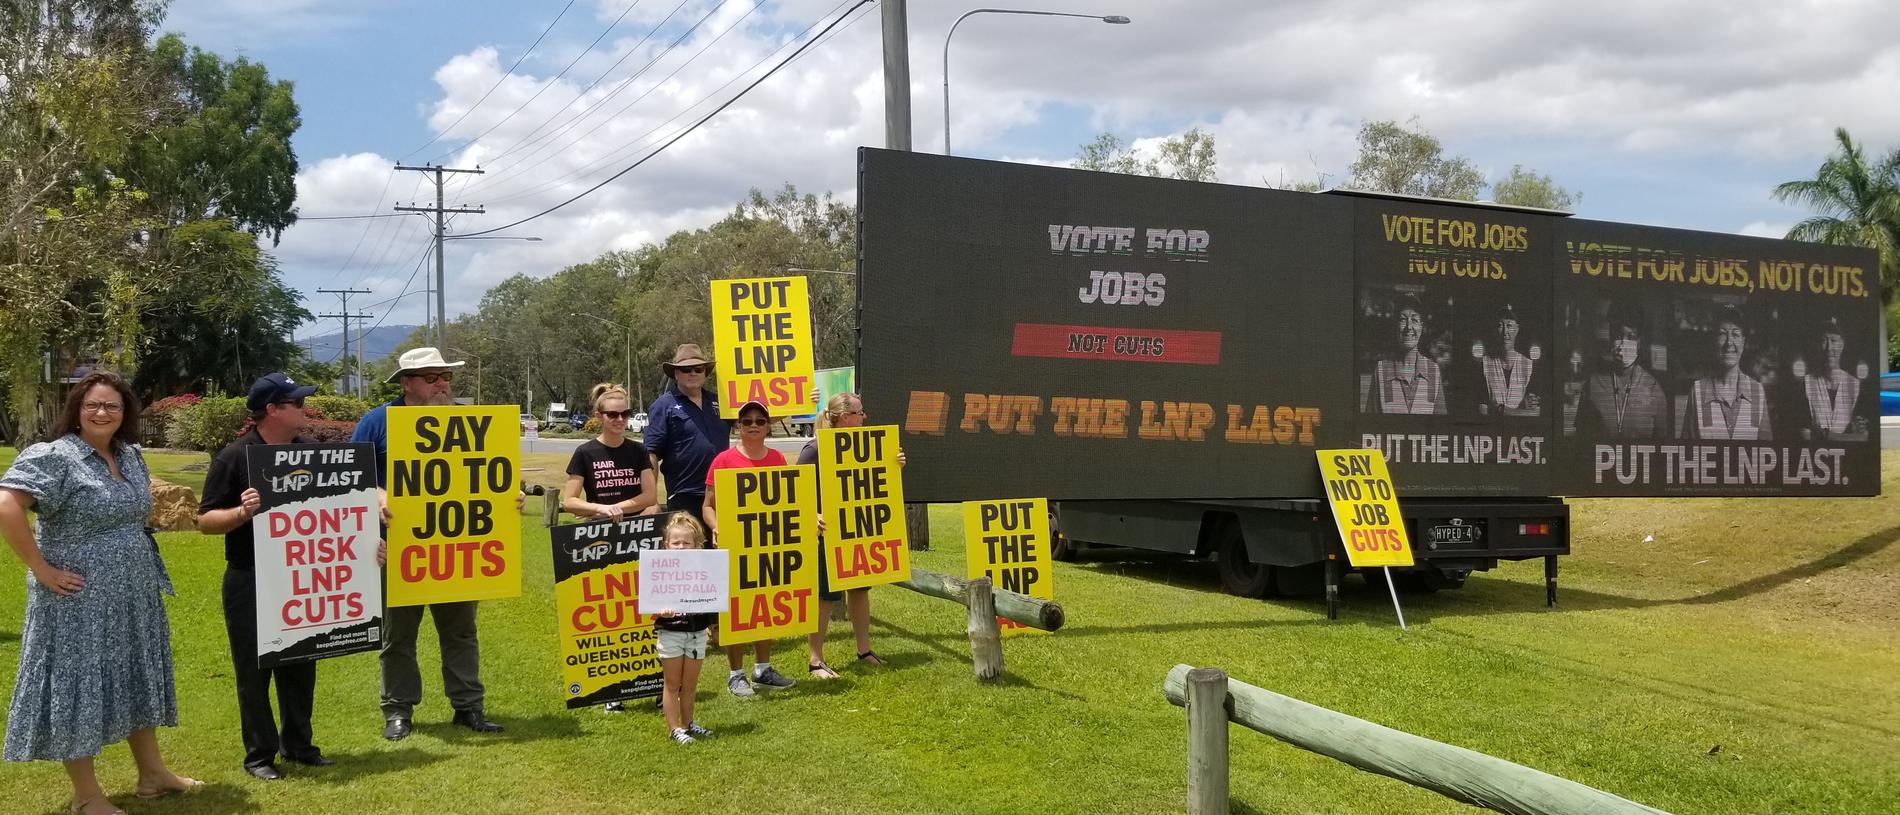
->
<box><xmin>247</xmin><ymin>442</ymin><xmax>381</xmax><ymax>668</ymax></box>
<box><xmin>716</xmin><ymin>465</ymin><xmax>819</xmax><ymax>645</ymax></box>
<box><xmin>553</xmin><ymin>515</ymin><xmax>664</xmax><ymax>708</ymax></box>
<box><xmin>710</xmin><ymin>275</ymin><xmax>817</xmax><ymax>418</ymax></box>
<box><xmin>1316</xmin><ymin>449</ymin><xmax>1414</xmax><ymax>569</ymax></box>
<box><xmin>963</xmin><ymin>498</ymin><xmax>1054</xmax><ymax>636</ymax></box>
<box><xmin>386</xmin><ymin>405</ymin><xmax>522</xmax><ymax>606</ymax></box>
<box><xmin>818</xmin><ymin>425</ymin><xmax>910</xmax><ymax>591</ymax></box>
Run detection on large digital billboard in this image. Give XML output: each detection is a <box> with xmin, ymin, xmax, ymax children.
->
<box><xmin>857</xmin><ymin>149</ymin><xmax>1881</xmax><ymax>501</ymax></box>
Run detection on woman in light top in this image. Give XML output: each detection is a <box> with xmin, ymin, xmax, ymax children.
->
<box><xmin>1687</xmin><ymin>306</ymin><xmax>1771</xmax><ymax>440</ymax></box>
<box><xmin>1365</xmin><ymin>295</ymin><xmax>1445</xmax><ymax>415</ymax></box>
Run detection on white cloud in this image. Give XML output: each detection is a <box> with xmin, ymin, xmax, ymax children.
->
<box><xmin>1738</xmin><ymin>221</ymin><xmax>1796</xmax><ymax>239</ymax></box>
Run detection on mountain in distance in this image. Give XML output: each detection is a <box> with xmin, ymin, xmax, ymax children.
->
<box><xmin>297</xmin><ymin>324</ymin><xmax>420</xmax><ymax>365</ymax></box>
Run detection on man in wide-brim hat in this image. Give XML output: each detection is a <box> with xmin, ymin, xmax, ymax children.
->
<box><xmin>351</xmin><ymin>347</ymin><xmax>506</xmax><ymax>741</ymax></box>
<box><xmin>644</xmin><ymin>343</ymin><xmax>730</xmax><ymax>522</ymax></box>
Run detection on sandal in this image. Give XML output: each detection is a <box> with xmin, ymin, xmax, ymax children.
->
<box><xmin>857</xmin><ymin>650</ymin><xmax>887</xmax><ymax>666</ymax></box>
<box><xmin>134</xmin><ymin>776</ymin><xmax>204</xmax><ymax>800</ymax></box>
<box><xmin>70</xmin><ymin>795</ymin><xmax>125</xmax><ymax>815</ymax></box>
<box><xmin>809</xmin><ymin>661</ymin><xmax>840</xmax><ymax>679</ymax></box>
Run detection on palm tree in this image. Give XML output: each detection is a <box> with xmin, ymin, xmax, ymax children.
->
<box><xmin>1774</xmin><ymin>128</ymin><xmax>1900</xmax><ymax>306</ymax></box>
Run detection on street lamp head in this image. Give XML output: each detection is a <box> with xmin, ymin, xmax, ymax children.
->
<box><xmin>1102</xmin><ymin>15</ymin><xmax>1131</xmax><ymax>24</ymax></box>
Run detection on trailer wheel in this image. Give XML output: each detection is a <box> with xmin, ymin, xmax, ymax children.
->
<box><xmin>1214</xmin><ymin>519</ymin><xmax>1274</xmax><ymax>598</ymax></box>
<box><xmin>1049</xmin><ymin>507</ymin><xmax>1078</xmax><ymax>562</ymax></box>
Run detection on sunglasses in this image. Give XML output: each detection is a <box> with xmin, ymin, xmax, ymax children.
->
<box><xmin>406</xmin><ymin>371</ymin><xmax>454</xmax><ymax>384</ymax></box>
<box><xmin>599</xmin><ymin>410</ymin><xmax>632</xmax><ymax>420</ymax></box>
<box><xmin>736</xmin><ymin>417</ymin><xmax>771</xmax><ymax>427</ymax></box>
<box><xmin>673</xmin><ymin>365</ymin><xmax>707</xmax><ymax>374</ymax></box>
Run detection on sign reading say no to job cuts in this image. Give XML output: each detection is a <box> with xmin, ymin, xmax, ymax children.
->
<box><xmin>387</xmin><ymin>405</ymin><xmax>523</xmax><ymax>605</ymax></box>
<box><xmin>716</xmin><ymin>464</ymin><xmax>819</xmax><ymax>645</ymax></box>
<box><xmin>963</xmin><ymin>498</ymin><xmax>1054</xmax><ymax>636</ymax></box>
<box><xmin>247</xmin><ymin>442</ymin><xmax>381</xmax><ymax>668</ymax></box>
<box><xmin>818</xmin><ymin>425</ymin><xmax>910</xmax><ymax>591</ymax></box>
<box><xmin>1316</xmin><ymin>449</ymin><xmax>1414</xmax><ymax>568</ymax></box>
<box><xmin>711</xmin><ymin>275</ymin><xmax>817</xmax><ymax>419</ymax></box>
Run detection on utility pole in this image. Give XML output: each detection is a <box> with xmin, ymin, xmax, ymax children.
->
<box><xmin>881</xmin><ymin>0</ymin><xmax>928</xmax><ymax>550</ymax></box>
<box><xmin>318</xmin><ymin>310</ymin><xmax>373</xmax><ymax>396</ymax></box>
<box><xmin>394</xmin><ymin>164</ymin><xmax>483</xmax><ymax>349</ymax></box>
<box><xmin>317</xmin><ymin>288</ymin><xmax>370</xmax><ymax>396</ymax></box>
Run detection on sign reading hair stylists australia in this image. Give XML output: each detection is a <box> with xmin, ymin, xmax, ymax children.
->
<box><xmin>386</xmin><ymin>405</ymin><xmax>522</xmax><ymax>605</ymax></box>
<box><xmin>710</xmin><ymin>275</ymin><xmax>817</xmax><ymax>418</ymax></box>
<box><xmin>247</xmin><ymin>442</ymin><xmax>382</xmax><ymax>668</ymax></box>
<box><xmin>818</xmin><ymin>425</ymin><xmax>910</xmax><ymax>591</ymax></box>
<box><xmin>716</xmin><ymin>464</ymin><xmax>819</xmax><ymax>644</ymax></box>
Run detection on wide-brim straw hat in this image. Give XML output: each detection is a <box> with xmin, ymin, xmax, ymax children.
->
<box><xmin>386</xmin><ymin>347</ymin><xmax>467</xmax><ymax>383</ymax></box>
<box><xmin>661</xmin><ymin>343</ymin><xmax>712</xmax><ymax>375</ymax></box>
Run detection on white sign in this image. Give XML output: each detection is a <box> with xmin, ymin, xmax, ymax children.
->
<box><xmin>638</xmin><ymin>549</ymin><xmax>729</xmax><ymax>616</ymax></box>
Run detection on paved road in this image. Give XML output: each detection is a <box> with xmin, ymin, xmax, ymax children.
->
<box><xmin>1884</xmin><ymin>417</ymin><xmax>1900</xmax><ymax>449</ymax></box>
<box><xmin>520</xmin><ymin>435</ymin><xmax>813</xmax><ymax>456</ymax></box>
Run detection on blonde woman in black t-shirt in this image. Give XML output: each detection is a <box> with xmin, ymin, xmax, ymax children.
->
<box><xmin>562</xmin><ymin>383</ymin><xmax>659</xmax><ymax>712</ymax></box>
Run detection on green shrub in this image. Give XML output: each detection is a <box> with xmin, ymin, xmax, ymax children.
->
<box><xmin>305</xmin><ymin>395</ymin><xmax>372</xmax><ymax>422</ymax></box>
<box><xmin>166</xmin><ymin>395</ymin><xmax>248</xmax><ymax>451</ymax></box>
<box><xmin>581</xmin><ymin>417</ymin><xmax>601</xmax><ymax>434</ymax></box>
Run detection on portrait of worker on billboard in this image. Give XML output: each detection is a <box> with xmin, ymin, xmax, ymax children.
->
<box><xmin>1358</xmin><ymin>287</ymin><xmax>1451</xmax><ymax>416</ymax></box>
<box><xmin>1466</xmin><ymin>302</ymin><xmax>1544</xmax><ymax>419</ymax></box>
<box><xmin>1677</xmin><ymin>299</ymin><xmax>1773</xmax><ymax>441</ymax></box>
<box><xmin>1572</xmin><ymin>297</ymin><xmax>1671</xmax><ymax>440</ymax></box>
<box><xmin>1791</xmin><ymin>315</ymin><xmax>1874</xmax><ymax>443</ymax></box>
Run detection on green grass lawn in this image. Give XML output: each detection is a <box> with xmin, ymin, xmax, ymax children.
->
<box><xmin>0</xmin><ymin>447</ymin><xmax>1896</xmax><ymax>813</ymax></box>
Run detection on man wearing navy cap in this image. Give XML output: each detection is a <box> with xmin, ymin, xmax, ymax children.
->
<box><xmin>196</xmin><ymin>373</ymin><xmax>330</xmax><ymax>780</ymax></box>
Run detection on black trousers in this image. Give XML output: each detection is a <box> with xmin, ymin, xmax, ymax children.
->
<box><xmin>666</xmin><ymin>491</ymin><xmax>706</xmax><ymax>520</ymax></box>
<box><xmin>222</xmin><ymin>567</ymin><xmax>319</xmax><ymax>768</ymax></box>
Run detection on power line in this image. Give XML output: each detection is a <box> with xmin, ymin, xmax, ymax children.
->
<box><xmin>316</xmin><ymin>167</ymin><xmax>399</xmax><ymax>289</ymax></box>
<box><xmin>467</xmin><ymin>0</ymin><xmax>769</xmax><ymax>200</ymax></box>
<box><xmin>467</xmin><ymin>0</ymin><xmax>700</xmax><ymax>174</ymax></box>
<box><xmin>428</xmin><ymin>0</ymin><xmax>649</xmax><ymax>164</ymax></box>
<box><xmin>453</xmin><ymin>0</ymin><xmax>871</xmax><ymax>237</ymax></box>
<box><xmin>401</xmin><ymin>0</ymin><xmax>580</xmax><ymax>161</ymax></box>
<box><xmin>477</xmin><ymin>0</ymin><xmax>860</xmax><ymax>206</ymax></box>
<box><xmin>299</xmin><ymin>213</ymin><xmax>408</xmax><ymax>221</ymax></box>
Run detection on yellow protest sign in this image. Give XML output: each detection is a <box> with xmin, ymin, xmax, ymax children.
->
<box><xmin>962</xmin><ymin>498</ymin><xmax>1053</xmax><ymax>637</ymax></box>
<box><xmin>551</xmin><ymin>516</ymin><xmax>663</xmax><ymax>708</ymax></box>
<box><xmin>710</xmin><ymin>275</ymin><xmax>816</xmax><ymax>418</ymax></box>
<box><xmin>716</xmin><ymin>464</ymin><xmax>819</xmax><ymax>645</ymax></box>
<box><xmin>818</xmin><ymin>425</ymin><xmax>910</xmax><ymax>591</ymax></box>
<box><xmin>386</xmin><ymin>405</ymin><xmax>522</xmax><ymax>605</ymax></box>
<box><xmin>1316</xmin><ymin>449</ymin><xmax>1414</xmax><ymax>568</ymax></box>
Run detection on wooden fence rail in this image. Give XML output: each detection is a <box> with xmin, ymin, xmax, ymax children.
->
<box><xmin>897</xmin><ymin>567</ymin><xmax>1066</xmax><ymax>631</ymax></box>
<box><xmin>1162</xmin><ymin>664</ymin><xmax>1673</xmax><ymax>815</ymax></box>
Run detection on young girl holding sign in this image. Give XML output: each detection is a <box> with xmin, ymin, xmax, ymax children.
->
<box><xmin>655</xmin><ymin>512</ymin><xmax>717</xmax><ymax>744</ymax></box>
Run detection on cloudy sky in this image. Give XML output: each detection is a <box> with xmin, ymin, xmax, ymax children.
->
<box><xmin>160</xmin><ymin>0</ymin><xmax>1900</xmax><ymax>353</ymax></box>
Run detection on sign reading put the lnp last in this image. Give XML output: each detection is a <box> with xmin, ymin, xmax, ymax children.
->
<box><xmin>386</xmin><ymin>405</ymin><xmax>522</xmax><ymax>606</ymax></box>
<box><xmin>818</xmin><ymin>425</ymin><xmax>910</xmax><ymax>591</ymax></box>
<box><xmin>247</xmin><ymin>442</ymin><xmax>381</xmax><ymax>668</ymax></box>
<box><xmin>963</xmin><ymin>498</ymin><xmax>1054</xmax><ymax>636</ymax></box>
<box><xmin>710</xmin><ymin>275</ymin><xmax>817</xmax><ymax>419</ymax></box>
<box><xmin>1316</xmin><ymin>449</ymin><xmax>1414</xmax><ymax>568</ymax></box>
<box><xmin>716</xmin><ymin>465</ymin><xmax>819</xmax><ymax>645</ymax></box>
<box><xmin>552</xmin><ymin>516</ymin><xmax>665</xmax><ymax>708</ymax></box>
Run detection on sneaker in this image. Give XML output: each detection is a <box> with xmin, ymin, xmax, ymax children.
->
<box><xmin>671</xmin><ymin>728</ymin><xmax>696</xmax><ymax>745</ymax></box>
<box><xmin>727</xmin><ymin>673</ymin><xmax>756</xmax><ymax>698</ymax></box>
<box><xmin>602</xmin><ymin>701</ymin><xmax>626</xmax><ymax>714</ymax></box>
<box><xmin>752</xmin><ymin>666</ymin><xmax>795</xmax><ymax>690</ymax></box>
<box><xmin>685</xmin><ymin>722</ymin><xmax>714</xmax><ymax>738</ymax></box>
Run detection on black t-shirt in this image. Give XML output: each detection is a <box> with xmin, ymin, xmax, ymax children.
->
<box><xmin>565</xmin><ymin>438</ymin><xmax>653</xmax><ymax>506</ymax></box>
<box><xmin>200</xmin><ymin>429</ymin><xmax>312</xmax><ymax>569</ymax></box>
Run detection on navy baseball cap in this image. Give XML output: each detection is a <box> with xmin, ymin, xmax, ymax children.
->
<box><xmin>247</xmin><ymin>372</ymin><xmax>319</xmax><ymax>412</ymax></box>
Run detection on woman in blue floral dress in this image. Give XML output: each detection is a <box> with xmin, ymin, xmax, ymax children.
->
<box><xmin>0</xmin><ymin>372</ymin><xmax>201</xmax><ymax>815</ymax></box>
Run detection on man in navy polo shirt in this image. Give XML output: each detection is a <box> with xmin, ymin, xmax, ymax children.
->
<box><xmin>197</xmin><ymin>373</ymin><xmax>327</xmax><ymax>780</ymax></box>
<box><xmin>643</xmin><ymin>343</ymin><xmax>730</xmax><ymax>519</ymax></box>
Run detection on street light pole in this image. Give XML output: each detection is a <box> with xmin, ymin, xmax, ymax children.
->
<box><xmin>942</xmin><ymin>9</ymin><xmax>1131</xmax><ymax>155</ymax></box>
<box><xmin>571</xmin><ymin>312</ymin><xmax>632</xmax><ymax>405</ymax></box>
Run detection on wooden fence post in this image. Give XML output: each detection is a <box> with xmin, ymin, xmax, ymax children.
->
<box><xmin>1186</xmin><ymin>667</ymin><xmax>1231</xmax><ymax>815</ymax></box>
<box><xmin>965</xmin><ymin>576</ymin><xmax>1003</xmax><ymax>681</ymax></box>
<box><xmin>906</xmin><ymin>503</ymin><xmax>931</xmax><ymax>551</ymax></box>
<box><xmin>542</xmin><ymin>489</ymin><xmax>560</xmax><ymax>528</ymax></box>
